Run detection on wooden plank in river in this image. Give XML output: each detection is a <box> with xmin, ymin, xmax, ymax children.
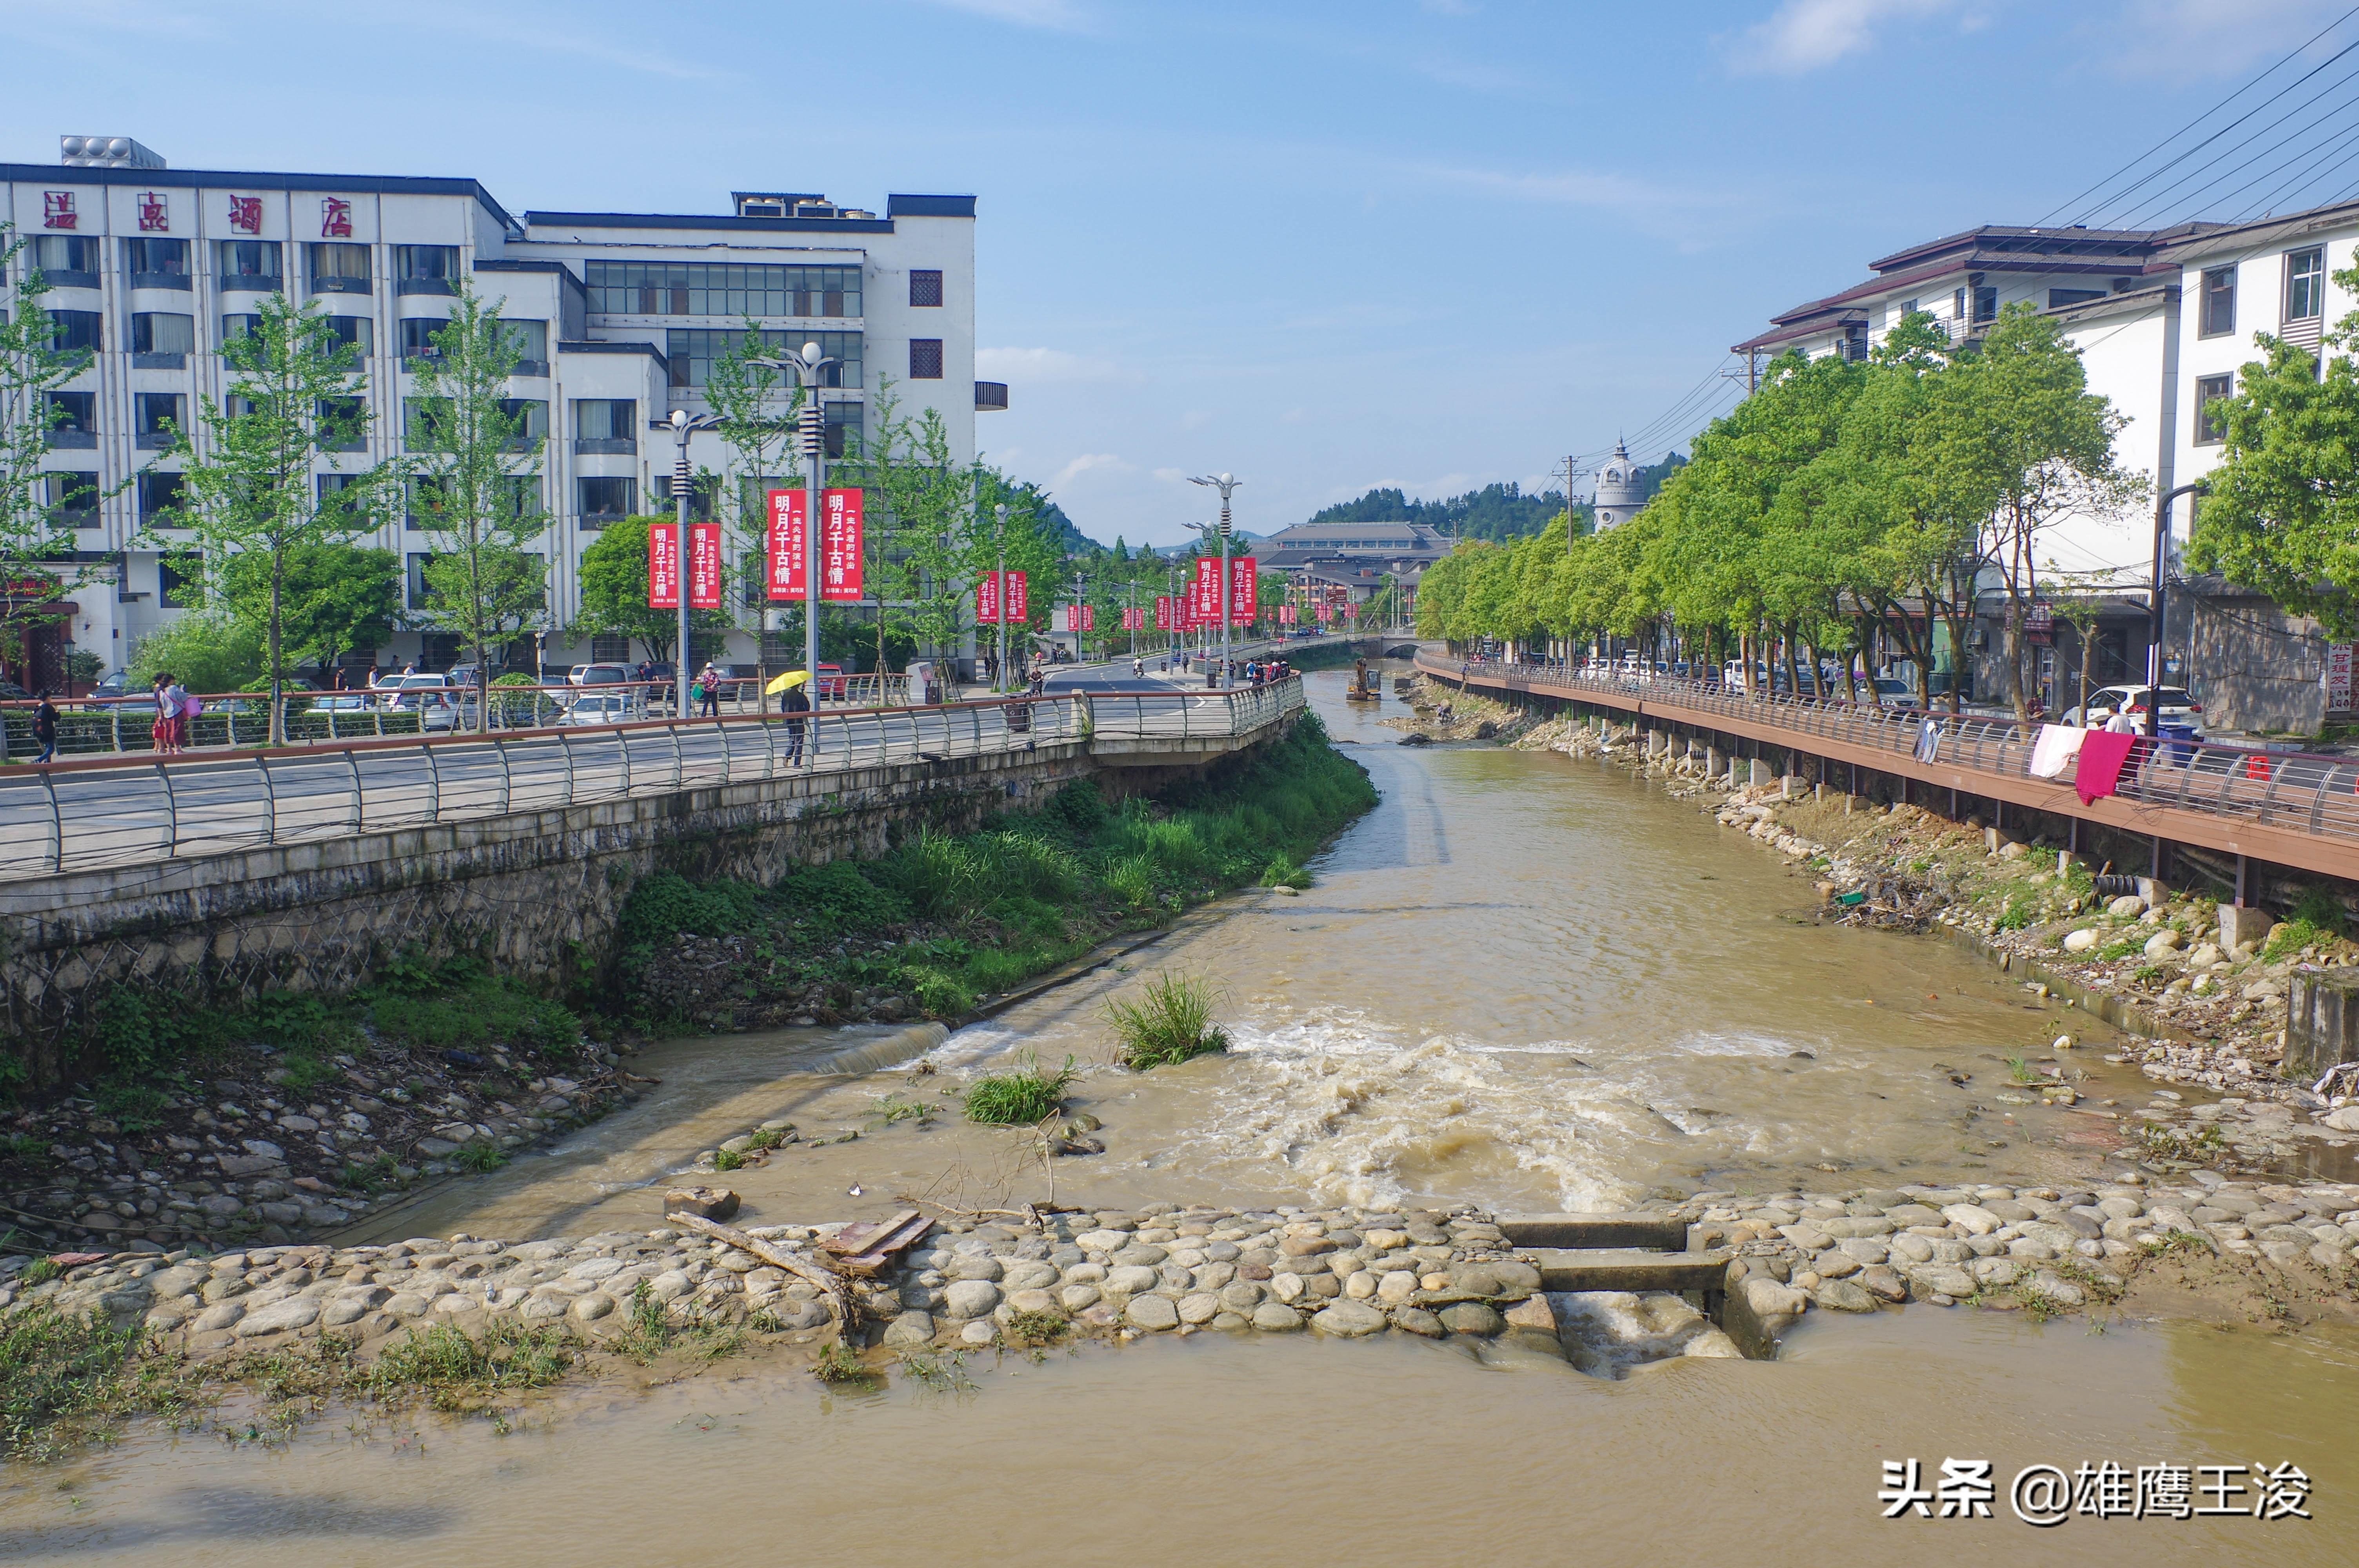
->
<box><xmin>1496</xmin><ymin>1212</ymin><xmax>1689</xmax><ymax>1252</ymax></box>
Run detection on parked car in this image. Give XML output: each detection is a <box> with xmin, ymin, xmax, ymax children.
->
<box><xmin>569</xmin><ymin>663</ymin><xmax>634</xmax><ymax>688</ymax></box>
<box><xmin>385</xmin><ymin>672</ymin><xmax>460</xmax><ymax>730</ymax></box>
<box><xmin>2062</xmin><ymin>684</ymin><xmax>2205</xmax><ymax>737</ymax></box>
<box><xmin>1870</xmin><ymin>677</ymin><xmax>1924</xmax><ymax>710</ymax></box>
<box><xmin>812</xmin><ymin>662</ymin><xmax>848</xmax><ymax>701</ymax></box>
<box><xmin>562</xmin><ymin>693</ymin><xmax>635</xmax><ymax>726</ymax></box>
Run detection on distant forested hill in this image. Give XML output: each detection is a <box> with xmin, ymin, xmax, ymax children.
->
<box><xmin>1305</xmin><ymin>481</ymin><xmax>1578</xmax><ymax>542</ymax></box>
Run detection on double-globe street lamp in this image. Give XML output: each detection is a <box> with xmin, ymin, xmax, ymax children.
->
<box><xmin>1187</xmin><ymin>472</ymin><xmax>1241</xmax><ymax>688</ymax></box>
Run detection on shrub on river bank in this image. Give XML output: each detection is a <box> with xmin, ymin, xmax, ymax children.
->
<box><xmin>618</xmin><ymin>712</ymin><xmax>1374</xmax><ymax>1032</ymax></box>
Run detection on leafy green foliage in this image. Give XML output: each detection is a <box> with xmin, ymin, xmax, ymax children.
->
<box><xmin>126</xmin><ymin>611</ymin><xmax>269</xmax><ymax>694</ymax></box>
<box><xmin>1307</xmin><ymin>480</ymin><xmax>1591</xmax><ymax>543</ymax></box>
<box><xmin>964</xmin><ymin>1052</ymin><xmax>1074</xmax><ymax>1124</ymax></box>
<box><xmin>1104</xmin><ymin>972</ymin><xmax>1230</xmax><ymax>1069</ymax></box>
<box><xmin>0</xmin><ymin>1305</ymin><xmax>207</xmax><ymax>1460</ymax></box>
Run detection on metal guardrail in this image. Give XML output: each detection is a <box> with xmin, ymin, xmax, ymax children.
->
<box><xmin>1421</xmin><ymin>653</ymin><xmax>2359</xmax><ymax>848</ymax></box>
<box><xmin>0</xmin><ymin>676</ymin><xmax>918</xmax><ymax>760</ymax></box>
<box><xmin>0</xmin><ymin>678</ymin><xmax>1306</xmax><ymax>879</ymax></box>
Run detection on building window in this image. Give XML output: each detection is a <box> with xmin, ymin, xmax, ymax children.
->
<box><xmin>318</xmin><ymin>395</ymin><xmax>366</xmax><ymax>452</ymax></box>
<box><xmin>2286</xmin><ymin>246</ymin><xmax>2325</xmax><ymax>321</ymax></box>
<box><xmin>573</xmin><ymin>399</ymin><xmax>637</xmax><ymax>453</ymax></box>
<box><xmin>400</xmin><ymin>317</ymin><xmax>448</xmax><ymax>361</ymax></box>
<box><xmin>45</xmin><ymin>471</ymin><xmax>100</xmax><ymax>527</ymax></box>
<box><xmin>591</xmin><ymin>633</ymin><xmax>632</xmax><ymax>662</ymax></box>
<box><xmin>130</xmin><ymin>311</ymin><xmax>194</xmax><ymax>358</ymax></box>
<box><xmin>584</xmin><ymin>261</ymin><xmax>861</xmax><ymax>318</ymax></box>
<box><xmin>394</xmin><ymin>245</ymin><xmax>460</xmax><ymax>294</ymax></box>
<box><xmin>405</xmin><ymin>475</ymin><xmax>443</xmax><ymax>529</ymax></box>
<box><xmin>2201</xmin><ymin>267</ymin><xmax>2235</xmax><ymax>336</ymax></box>
<box><xmin>910</xmin><ymin>269</ymin><xmax>944</xmax><ymax>307</ymax></box>
<box><xmin>46</xmin><ymin>391</ymin><xmax>96</xmax><ymax>436</ymax></box>
<box><xmin>653</xmin><ymin>474</ymin><xmax>719</xmax><ymax>520</ymax></box>
<box><xmin>29</xmin><ymin>234</ymin><xmax>99</xmax><ymax>284</ymax></box>
<box><xmin>1972</xmin><ymin>286</ymin><xmax>1998</xmax><ymax>324</ymax></box>
<box><xmin>122</xmin><ymin>236</ymin><xmax>189</xmax><ymax>285</ymax></box>
<box><xmin>2193</xmin><ymin>373</ymin><xmax>2234</xmax><ymax>444</ymax></box>
<box><xmin>1840</xmin><ymin>323</ymin><xmax>1868</xmax><ymax>362</ymax></box>
<box><xmin>501</xmin><ymin>318</ymin><xmax>548</xmax><ymax>371</ymax></box>
<box><xmin>318</xmin><ymin>472</ymin><xmax>364</xmax><ymax>524</ymax></box>
<box><xmin>309</xmin><ymin>242</ymin><xmax>372</xmax><ymax>293</ymax></box>
<box><xmin>578</xmin><ymin>476</ymin><xmax>634</xmax><ymax>526</ymax></box>
<box><xmin>496</xmin><ymin>399</ymin><xmax>549</xmax><ymax>451</ymax></box>
<box><xmin>49</xmin><ymin>310</ymin><xmax>102</xmax><ymax>353</ymax></box>
<box><xmin>495</xmin><ymin>474</ymin><xmax>543</xmax><ymax>523</ymax></box>
<box><xmin>407</xmin><ymin>552</ymin><xmax>436</xmax><ymax>608</ymax></box>
<box><xmin>138</xmin><ymin>470</ymin><xmax>184</xmax><ymax>523</ymax></box>
<box><xmin>824</xmin><ymin>401</ymin><xmax>860</xmax><ymax>460</ymax></box>
<box><xmin>664</xmin><ymin>328</ymin><xmax>861</xmax><ymax>389</ymax></box>
<box><xmin>2048</xmin><ymin>288</ymin><xmax>2105</xmax><ymax>308</ymax></box>
<box><xmin>159</xmin><ymin>556</ymin><xmax>198</xmax><ymax>608</ymax></box>
<box><xmin>325</xmin><ymin>314</ymin><xmax>374</xmax><ymax>355</ymax></box>
<box><xmin>135</xmin><ymin>392</ymin><xmax>184</xmax><ymax>447</ymax></box>
<box><xmin>220</xmin><ymin>313</ymin><xmax>262</xmax><ymax>344</ymax></box>
<box><xmin>909</xmin><ymin>338</ymin><xmax>945</xmax><ymax>379</ymax></box>
<box><xmin>217</xmin><ymin>240</ymin><xmax>282</xmax><ymax>288</ymax></box>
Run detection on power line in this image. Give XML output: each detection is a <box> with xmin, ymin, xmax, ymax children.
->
<box><xmin>2041</xmin><ymin>3</ymin><xmax>2359</xmax><ymax>227</ymax></box>
<box><xmin>2106</xmin><ymin>52</ymin><xmax>2359</xmax><ymax>227</ymax></box>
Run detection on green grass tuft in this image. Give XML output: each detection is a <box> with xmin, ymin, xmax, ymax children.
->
<box><xmin>964</xmin><ymin>1052</ymin><xmax>1075</xmax><ymax>1125</ymax></box>
<box><xmin>1104</xmin><ymin>971</ymin><xmax>1230</xmax><ymax>1069</ymax></box>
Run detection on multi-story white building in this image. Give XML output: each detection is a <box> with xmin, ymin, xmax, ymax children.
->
<box><xmin>1724</xmin><ymin>201</ymin><xmax>2359</xmax><ymax>729</ymax></box>
<box><xmin>4</xmin><ymin>135</ymin><xmax>1000</xmax><ymax>684</ymax></box>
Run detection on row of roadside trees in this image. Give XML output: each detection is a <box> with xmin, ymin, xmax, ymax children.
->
<box><xmin>1422</xmin><ymin>265</ymin><xmax>2359</xmax><ymax>726</ymax></box>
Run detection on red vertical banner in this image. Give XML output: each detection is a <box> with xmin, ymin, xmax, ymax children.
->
<box><xmin>1121</xmin><ymin>606</ymin><xmax>1143</xmax><ymax>630</ymax></box>
<box><xmin>766</xmin><ymin>488</ymin><xmax>804</xmax><ymax>599</ymax></box>
<box><xmin>647</xmin><ymin>524</ymin><xmax>680</xmax><ymax>608</ymax></box>
<box><xmin>822</xmin><ymin>487</ymin><xmax>863</xmax><ymax>602</ymax></box>
<box><xmin>1192</xmin><ymin>557</ymin><xmax>1220</xmax><ymax>622</ymax></box>
<box><xmin>688</xmin><ymin>522</ymin><xmax>723</xmax><ymax>608</ymax></box>
<box><xmin>1004</xmin><ymin>570</ymin><xmax>1028</xmax><ymax>624</ymax></box>
<box><xmin>1154</xmin><ymin>594</ymin><xmax>1173</xmax><ymax>630</ymax></box>
<box><xmin>1082</xmin><ymin>604</ymin><xmax>1096</xmax><ymax>631</ymax></box>
<box><xmin>1230</xmin><ymin>556</ymin><xmax>1258</xmax><ymax>623</ymax></box>
<box><xmin>1315</xmin><ymin>602</ymin><xmax>1332</xmax><ymax>622</ymax></box>
<box><xmin>976</xmin><ymin>570</ymin><xmax>1002</xmax><ymax>624</ymax></box>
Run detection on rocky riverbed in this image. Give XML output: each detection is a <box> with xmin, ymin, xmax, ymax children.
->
<box><xmin>0</xmin><ymin>1031</ymin><xmax>645</xmax><ymax>1257</ymax></box>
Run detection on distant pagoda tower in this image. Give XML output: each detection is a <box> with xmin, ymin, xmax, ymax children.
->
<box><xmin>1593</xmin><ymin>439</ymin><xmax>1647</xmax><ymax>531</ymax></box>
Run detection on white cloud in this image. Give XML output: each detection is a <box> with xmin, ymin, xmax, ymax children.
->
<box><xmin>976</xmin><ymin>346</ymin><xmax>1141</xmax><ymax>384</ymax></box>
<box><xmin>1150</xmin><ymin>466</ymin><xmax>1186</xmax><ymax>483</ymax></box>
<box><xmin>1052</xmin><ymin>453</ymin><xmax>1134</xmax><ymax>488</ymax></box>
<box><xmin>914</xmin><ymin>0</ymin><xmax>1094</xmax><ymax>30</ymax></box>
<box><xmin>1726</xmin><ymin>0</ymin><xmax>1973</xmax><ymax>76</ymax></box>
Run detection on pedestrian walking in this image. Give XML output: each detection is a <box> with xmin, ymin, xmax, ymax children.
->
<box><xmin>149</xmin><ymin>674</ymin><xmax>174</xmax><ymax>755</ymax></box>
<box><xmin>33</xmin><ymin>690</ymin><xmax>58</xmax><ymax>763</ymax></box>
<box><xmin>164</xmin><ymin>675</ymin><xmax>193</xmax><ymax>752</ymax></box>
<box><xmin>780</xmin><ymin>679</ymin><xmax>811</xmax><ymax>764</ymax></box>
<box><xmin>696</xmin><ymin>664</ymin><xmax>720</xmax><ymax>719</ymax></box>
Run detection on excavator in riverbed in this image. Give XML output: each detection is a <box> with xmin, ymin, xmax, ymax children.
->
<box><xmin>1346</xmin><ymin>657</ymin><xmax>1383</xmax><ymax>702</ymax></box>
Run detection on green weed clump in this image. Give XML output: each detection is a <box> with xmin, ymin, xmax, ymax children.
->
<box><xmin>1105</xmin><ymin>972</ymin><xmax>1230</xmax><ymax>1069</ymax></box>
<box><xmin>0</xmin><ymin>1305</ymin><xmax>207</xmax><ymax>1461</ymax></box>
<box><xmin>365</xmin><ymin>1319</ymin><xmax>576</xmax><ymax>1410</ymax></box>
<box><xmin>964</xmin><ymin>1052</ymin><xmax>1075</xmax><ymax>1125</ymax></box>
<box><xmin>2262</xmin><ymin>888</ymin><xmax>2346</xmax><ymax>960</ymax></box>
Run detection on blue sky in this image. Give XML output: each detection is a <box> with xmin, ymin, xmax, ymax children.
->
<box><xmin>4</xmin><ymin>0</ymin><xmax>2353</xmax><ymax>544</ymax></box>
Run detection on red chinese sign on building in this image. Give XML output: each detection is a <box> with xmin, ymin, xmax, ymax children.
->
<box><xmin>820</xmin><ymin>488</ymin><xmax>863</xmax><ymax>602</ymax></box>
<box><xmin>687</xmin><ymin>522</ymin><xmax>724</xmax><ymax>609</ymax></box>
<box><xmin>227</xmin><ymin>196</ymin><xmax>263</xmax><ymax>234</ymax></box>
<box><xmin>321</xmin><ymin>198</ymin><xmax>353</xmax><ymax>237</ymax></box>
<box><xmin>138</xmin><ymin>192</ymin><xmax>168</xmax><ymax>232</ymax></box>
<box><xmin>647</xmin><ymin>524</ymin><xmax>681</xmax><ymax>608</ymax></box>
<box><xmin>1230</xmin><ymin>556</ymin><xmax>1258</xmax><ymax>624</ymax></box>
<box><xmin>42</xmin><ymin>192</ymin><xmax>75</xmax><ymax>230</ymax></box>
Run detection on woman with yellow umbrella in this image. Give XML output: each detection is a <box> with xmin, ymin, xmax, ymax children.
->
<box><xmin>767</xmin><ymin>670</ymin><xmax>812</xmax><ymax>765</ymax></box>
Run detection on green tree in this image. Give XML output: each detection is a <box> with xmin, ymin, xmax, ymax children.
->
<box><xmin>846</xmin><ymin>380</ymin><xmax>974</xmax><ymax>674</ymax></box>
<box><xmin>220</xmin><ymin>543</ymin><xmax>398</xmax><ymax>677</ymax></box>
<box><xmin>2187</xmin><ymin>255</ymin><xmax>2359</xmax><ymax>636</ymax></box>
<box><xmin>127</xmin><ymin>612</ymin><xmax>266</xmax><ymax>693</ymax></box>
<box><xmin>698</xmin><ymin>321</ymin><xmax>802</xmax><ymax>638</ymax></box>
<box><xmin>0</xmin><ymin>223</ymin><xmax>109</xmax><ymax>676</ymax></box>
<box><xmin>152</xmin><ymin>291</ymin><xmax>390</xmax><ymax>741</ymax></box>
<box><xmin>575</xmin><ymin>516</ymin><xmax>730</xmax><ymax>662</ymax></box>
<box><xmin>405</xmin><ymin>280</ymin><xmax>549</xmax><ymax>716</ymax></box>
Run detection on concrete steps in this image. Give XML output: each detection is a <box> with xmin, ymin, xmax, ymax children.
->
<box><xmin>1498</xmin><ymin>1211</ymin><xmax>1768</xmax><ymax>1357</ymax></box>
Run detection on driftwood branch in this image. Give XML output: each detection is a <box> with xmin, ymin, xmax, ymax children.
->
<box><xmin>665</xmin><ymin>1211</ymin><xmax>856</xmax><ymax>1328</ymax></box>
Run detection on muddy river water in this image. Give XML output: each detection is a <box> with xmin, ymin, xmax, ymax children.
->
<box><xmin>8</xmin><ymin>665</ymin><xmax>2357</xmax><ymax>1559</ymax></box>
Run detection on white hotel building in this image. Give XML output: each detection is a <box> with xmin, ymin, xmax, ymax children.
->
<box><xmin>1726</xmin><ymin>202</ymin><xmax>2359</xmax><ymax>731</ymax></box>
<box><xmin>3</xmin><ymin>135</ymin><xmax>999</xmax><ymax>683</ymax></box>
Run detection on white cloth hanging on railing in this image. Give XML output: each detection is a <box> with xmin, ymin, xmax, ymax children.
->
<box><xmin>2028</xmin><ymin>723</ymin><xmax>2086</xmax><ymax>780</ymax></box>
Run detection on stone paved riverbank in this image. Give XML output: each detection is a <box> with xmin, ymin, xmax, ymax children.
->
<box><xmin>8</xmin><ymin>1176</ymin><xmax>2356</xmax><ymax>1390</ymax></box>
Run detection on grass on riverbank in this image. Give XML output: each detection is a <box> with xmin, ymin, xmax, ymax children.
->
<box><xmin>616</xmin><ymin>711</ymin><xmax>1375</xmax><ymax>1031</ymax></box>
<box><xmin>1104</xmin><ymin>972</ymin><xmax>1229</xmax><ymax>1069</ymax></box>
<box><xmin>964</xmin><ymin>1053</ymin><xmax>1076</xmax><ymax>1124</ymax></box>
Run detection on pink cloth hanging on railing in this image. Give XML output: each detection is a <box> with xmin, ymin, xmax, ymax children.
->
<box><xmin>2074</xmin><ymin>728</ymin><xmax>2137</xmax><ymax>804</ymax></box>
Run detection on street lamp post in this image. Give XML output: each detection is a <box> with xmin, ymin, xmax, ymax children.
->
<box><xmin>659</xmin><ymin>408</ymin><xmax>725</xmax><ymax>717</ymax></box>
<box><xmin>992</xmin><ymin>501</ymin><xmax>1009</xmax><ymax>692</ymax></box>
<box><xmin>743</xmin><ymin>342</ymin><xmax>837</xmax><ymax>706</ymax></box>
<box><xmin>2146</xmin><ymin>480</ymin><xmax>2207</xmax><ymax>738</ymax></box>
<box><xmin>1188</xmin><ymin>472</ymin><xmax>1241</xmax><ymax>687</ymax></box>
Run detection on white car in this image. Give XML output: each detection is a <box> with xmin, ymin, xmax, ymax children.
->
<box><xmin>2062</xmin><ymin>684</ymin><xmax>2205</xmax><ymax>738</ymax></box>
<box><xmin>562</xmin><ymin>693</ymin><xmax>635</xmax><ymax>726</ymax></box>
<box><xmin>383</xmin><ymin>672</ymin><xmax>460</xmax><ymax>730</ymax></box>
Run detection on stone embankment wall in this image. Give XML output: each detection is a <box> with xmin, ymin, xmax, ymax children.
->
<box><xmin>1</xmin><ymin>743</ymin><xmax>1102</xmax><ymax>1080</ymax></box>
